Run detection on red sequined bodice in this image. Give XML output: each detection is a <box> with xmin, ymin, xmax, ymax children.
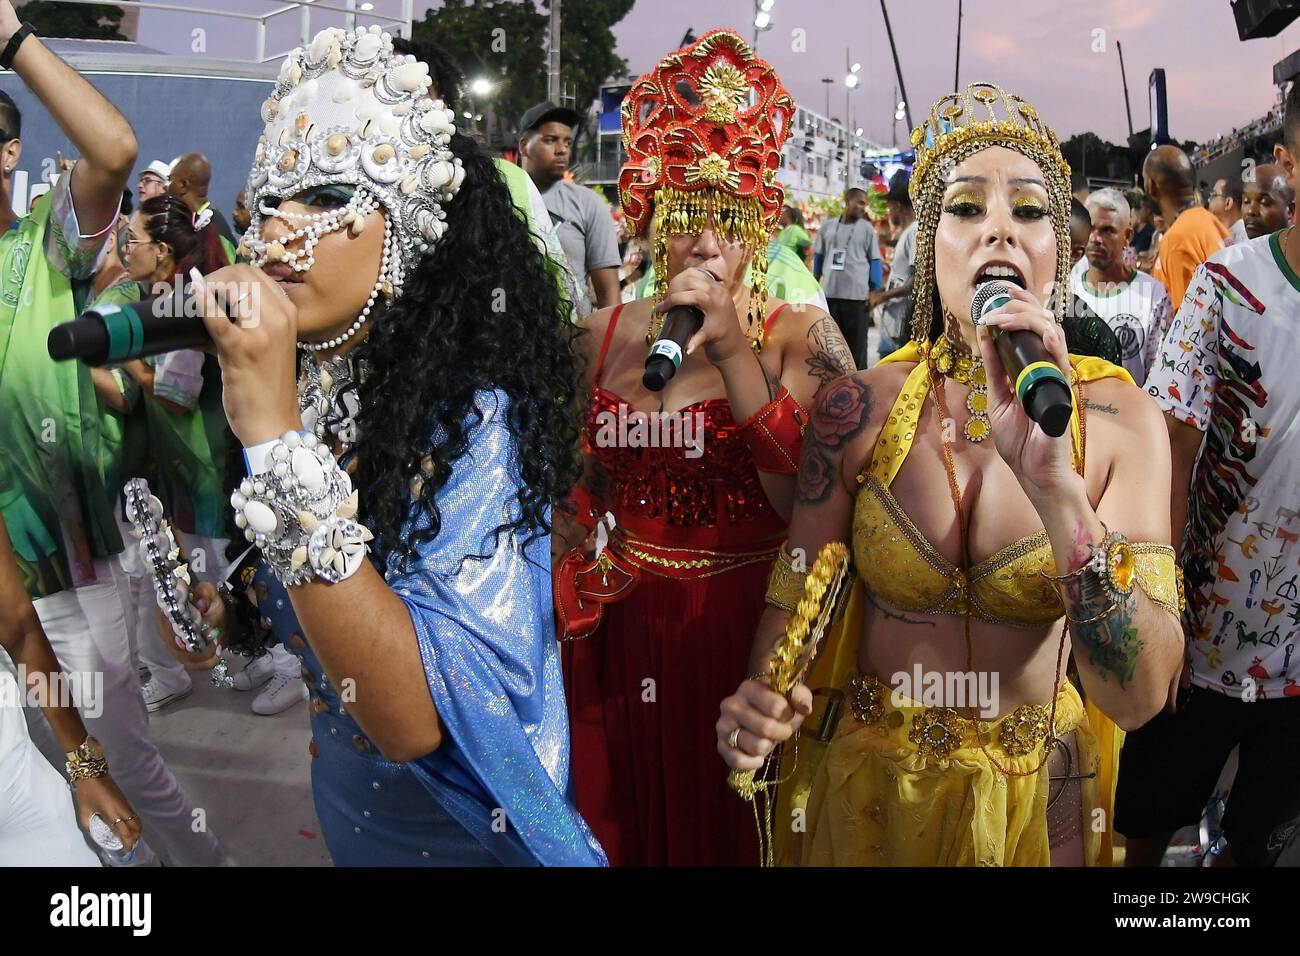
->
<box><xmin>583</xmin><ymin>386</ymin><xmax>785</xmax><ymax>549</ymax></box>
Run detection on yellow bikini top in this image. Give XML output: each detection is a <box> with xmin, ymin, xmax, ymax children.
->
<box><xmin>854</xmin><ymin>345</ymin><xmax>1147</xmax><ymax>630</ymax></box>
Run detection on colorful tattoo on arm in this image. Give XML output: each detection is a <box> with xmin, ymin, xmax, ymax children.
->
<box><xmin>1069</xmin><ymin>592</ymin><xmax>1144</xmax><ymax>689</ymax></box>
<box><xmin>796</xmin><ymin>374</ymin><xmax>873</xmax><ymax>504</ymax></box>
<box><xmin>1059</xmin><ymin>522</ymin><xmax>1145</xmax><ymax>687</ymax></box>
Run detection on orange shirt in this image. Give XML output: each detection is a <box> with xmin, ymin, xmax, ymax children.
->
<box><xmin>1154</xmin><ymin>206</ymin><xmax>1229</xmax><ymax>309</ymax></box>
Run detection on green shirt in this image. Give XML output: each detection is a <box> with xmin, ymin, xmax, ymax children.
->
<box><xmin>0</xmin><ymin>172</ymin><xmax>123</xmax><ymax>599</ymax></box>
<box><xmin>775</xmin><ymin>223</ymin><xmax>812</xmax><ymax>260</ymax></box>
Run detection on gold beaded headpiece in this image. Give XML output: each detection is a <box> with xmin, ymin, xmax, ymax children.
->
<box><xmin>907</xmin><ymin>82</ymin><xmax>1072</xmax><ymax>344</ymax></box>
<box><xmin>619</xmin><ymin>29</ymin><xmax>794</xmax><ymax>347</ymax></box>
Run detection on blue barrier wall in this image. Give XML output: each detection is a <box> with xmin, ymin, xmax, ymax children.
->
<box><xmin>0</xmin><ymin>69</ymin><xmax>273</xmax><ymax>224</ymax></box>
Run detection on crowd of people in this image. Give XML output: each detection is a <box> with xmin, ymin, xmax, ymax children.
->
<box><xmin>0</xmin><ymin>6</ymin><xmax>1297</xmax><ymax>869</ymax></box>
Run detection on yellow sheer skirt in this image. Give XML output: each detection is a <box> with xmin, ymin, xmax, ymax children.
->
<box><xmin>795</xmin><ymin>677</ymin><xmax>1100</xmax><ymax>867</ymax></box>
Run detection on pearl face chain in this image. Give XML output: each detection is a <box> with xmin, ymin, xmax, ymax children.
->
<box><xmin>242</xmin><ymin>186</ymin><xmax>399</xmax><ymax>353</ymax></box>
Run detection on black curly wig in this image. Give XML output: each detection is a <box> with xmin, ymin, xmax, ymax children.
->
<box><xmin>350</xmin><ymin>131</ymin><xmax>583</xmax><ymax>572</ymax></box>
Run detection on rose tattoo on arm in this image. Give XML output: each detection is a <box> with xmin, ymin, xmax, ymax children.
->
<box><xmin>796</xmin><ymin>374</ymin><xmax>874</xmax><ymax>504</ymax></box>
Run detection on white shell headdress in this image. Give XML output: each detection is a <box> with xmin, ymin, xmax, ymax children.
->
<box><xmin>243</xmin><ymin>25</ymin><xmax>464</xmax><ymax>299</ymax></box>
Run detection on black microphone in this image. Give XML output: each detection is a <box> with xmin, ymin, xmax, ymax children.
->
<box><xmin>970</xmin><ymin>281</ymin><xmax>1073</xmax><ymax>438</ymax></box>
<box><xmin>642</xmin><ymin>304</ymin><xmax>704</xmax><ymax>392</ymax></box>
<box><xmin>48</xmin><ymin>281</ymin><xmax>219</xmax><ymax>366</ymax></box>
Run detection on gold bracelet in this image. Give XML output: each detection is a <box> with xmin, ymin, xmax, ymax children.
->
<box><xmin>65</xmin><ymin>734</ymin><xmax>109</xmax><ymax>781</ymax></box>
<box><xmin>764</xmin><ymin>541</ymin><xmax>807</xmax><ymax>612</ymax></box>
<box><xmin>67</xmin><ymin>757</ymin><xmax>109</xmax><ymax>781</ymax></box>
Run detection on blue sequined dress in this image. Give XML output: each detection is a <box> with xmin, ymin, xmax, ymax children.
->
<box><xmin>252</xmin><ymin>390</ymin><xmax>606</xmax><ymax>866</ymax></box>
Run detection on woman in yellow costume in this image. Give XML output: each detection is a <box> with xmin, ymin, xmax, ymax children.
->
<box><xmin>716</xmin><ymin>83</ymin><xmax>1186</xmax><ymax>867</ymax></box>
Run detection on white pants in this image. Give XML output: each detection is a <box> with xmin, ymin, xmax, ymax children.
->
<box><xmin>10</xmin><ymin>558</ymin><xmax>230</xmax><ymax>866</ymax></box>
<box><xmin>0</xmin><ymin>672</ymin><xmax>100</xmax><ymax>867</ymax></box>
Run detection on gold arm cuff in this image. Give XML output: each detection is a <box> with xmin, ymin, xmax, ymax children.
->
<box><xmin>764</xmin><ymin>542</ymin><xmax>807</xmax><ymax>612</ymax></box>
<box><xmin>1132</xmin><ymin>543</ymin><xmax>1184</xmax><ymax>617</ymax></box>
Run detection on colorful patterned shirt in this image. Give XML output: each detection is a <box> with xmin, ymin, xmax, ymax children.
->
<box><xmin>1145</xmin><ymin>231</ymin><xmax>1300</xmax><ymax>700</ymax></box>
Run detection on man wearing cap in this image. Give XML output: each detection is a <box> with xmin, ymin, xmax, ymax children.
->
<box><xmin>868</xmin><ymin>169</ymin><xmax>916</xmax><ymax>363</ymax></box>
<box><xmin>518</xmin><ymin>101</ymin><xmax>620</xmax><ymax>316</ymax></box>
<box><xmin>136</xmin><ymin>159</ymin><xmax>168</xmax><ymax>205</ymax></box>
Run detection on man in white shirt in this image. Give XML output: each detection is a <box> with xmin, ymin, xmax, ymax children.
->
<box><xmin>1069</xmin><ymin>188</ymin><xmax>1173</xmax><ymax>385</ymax></box>
<box><xmin>1208</xmin><ymin>176</ymin><xmax>1249</xmax><ymax>245</ymax></box>
<box><xmin>1115</xmin><ymin>85</ymin><xmax>1300</xmax><ymax>867</ymax></box>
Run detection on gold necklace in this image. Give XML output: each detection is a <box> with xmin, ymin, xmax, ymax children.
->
<box><xmin>928</xmin><ymin>335</ymin><xmax>991</xmax><ymax>442</ymax></box>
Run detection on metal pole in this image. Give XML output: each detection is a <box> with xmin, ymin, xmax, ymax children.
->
<box><xmin>257</xmin><ymin>17</ymin><xmax>266</xmax><ymax>62</ymax></box>
<box><xmin>954</xmin><ymin>0</ymin><xmax>963</xmax><ymax>90</ymax></box>
<box><xmin>823</xmin><ymin>78</ymin><xmax>831</xmax><ymax>118</ymax></box>
<box><xmin>401</xmin><ymin>0</ymin><xmax>413</xmax><ymax>37</ymax></box>
<box><xmin>346</xmin><ymin>0</ymin><xmax>355</xmax><ymax>32</ymax></box>
<box><xmin>301</xmin><ymin>0</ymin><xmax>311</xmax><ymax>46</ymax></box>
<box><xmin>548</xmin><ymin>0</ymin><xmax>562</xmax><ymax>104</ymax></box>
<box><xmin>1117</xmin><ymin>39</ymin><xmax>1135</xmax><ymax>140</ymax></box>
<box><xmin>846</xmin><ymin>82</ymin><xmax>852</xmax><ymax>191</ymax></box>
<box><xmin>879</xmin><ymin>0</ymin><xmax>913</xmax><ymax>130</ymax></box>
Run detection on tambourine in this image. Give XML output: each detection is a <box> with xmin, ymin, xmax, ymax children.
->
<box><xmin>123</xmin><ymin>478</ymin><xmax>233</xmax><ymax>689</ymax></box>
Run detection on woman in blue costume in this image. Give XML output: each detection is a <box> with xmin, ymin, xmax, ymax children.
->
<box><xmin>175</xmin><ymin>26</ymin><xmax>604</xmax><ymax>866</ymax></box>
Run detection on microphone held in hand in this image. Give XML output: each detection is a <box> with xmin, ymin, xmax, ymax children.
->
<box><xmin>642</xmin><ymin>304</ymin><xmax>704</xmax><ymax>392</ymax></box>
<box><xmin>48</xmin><ymin>273</ymin><xmax>245</xmax><ymax>366</ymax></box>
<box><xmin>970</xmin><ymin>281</ymin><xmax>1073</xmax><ymax>438</ymax></box>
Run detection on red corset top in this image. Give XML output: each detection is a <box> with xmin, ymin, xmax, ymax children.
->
<box><xmin>580</xmin><ymin>303</ymin><xmax>787</xmax><ymax>550</ymax></box>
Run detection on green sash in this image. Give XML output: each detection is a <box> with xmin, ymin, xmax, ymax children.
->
<box><xmin>0</xmin><ymin>193</ymin><xmax>123</xmax><ymax>599</ymax></box>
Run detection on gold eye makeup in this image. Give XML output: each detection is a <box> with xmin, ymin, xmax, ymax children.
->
<box><xmin>943</xmin><ymin>191</ymin><xmax>985</xmax><ymax>215</ymax></box>
<box><xmin>1012</xmin><ymin>195</ymin><xmax>1049</xmax><ymax>219</ymax></box>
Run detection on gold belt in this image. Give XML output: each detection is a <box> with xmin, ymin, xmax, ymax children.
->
<box><xmin>611</xmin><ymin>533</ymin><xmax>779</xmax><ymax>579</ymax></box>
<box><xmin>848</xmin><ymin>673</ymin><xmax>1057</xmax><ymax>761</ymax></box>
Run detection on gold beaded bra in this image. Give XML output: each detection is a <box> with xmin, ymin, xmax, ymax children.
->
<box><xmin>851</xmin><ymin>348</ymin><xmax>1176</xmax><ymax>630</ymax></box>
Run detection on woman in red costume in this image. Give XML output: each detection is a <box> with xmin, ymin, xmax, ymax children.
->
<box><xmin>553</xmin><ymin>29</ymin><xmax>855</xmax><ymax>866</ymax></box>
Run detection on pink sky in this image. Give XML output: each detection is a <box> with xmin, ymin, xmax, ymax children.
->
<box><xmin>591</xmin><ymin>0</ymin><xmax>1300</xmax><ymax>147</ymax></box>
<box><xmin>141</xmin><ymin>1</ymin><xmax>1300</xmax><ymax>146</ymax></box>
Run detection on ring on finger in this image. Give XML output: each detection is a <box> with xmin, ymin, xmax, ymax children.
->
<box><xmin>728</xmin><ymin>727</ymin><xmax>742</xmax><ymax>750</ymax></box>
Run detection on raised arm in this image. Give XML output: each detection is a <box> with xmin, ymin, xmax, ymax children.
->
<box><xmin>1</xmin><ymin>1</ymin><xmax>137</xmax><ymax>235</ymax></box>
<box><xmin>1047</xmin><ymin>383</ymin><xmax>1185</xmax><ymax>727</ymax></box>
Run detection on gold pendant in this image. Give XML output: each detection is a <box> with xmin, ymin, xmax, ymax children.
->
<box><xmin>932</xmin><ymin>335</ymin><xmax>990</xmax><ymax>442</ymax></box>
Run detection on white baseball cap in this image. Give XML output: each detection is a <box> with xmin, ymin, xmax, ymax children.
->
<box><xmin>141</xmin><ymin>160</ymin><xmax>170</xmax><ymax>184</ymax></box>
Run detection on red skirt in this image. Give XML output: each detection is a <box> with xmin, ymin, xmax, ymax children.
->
<box><xmin>561</xmin><ymin>558</ymin><xmax>767</xmax><ymax>867</ymax></box>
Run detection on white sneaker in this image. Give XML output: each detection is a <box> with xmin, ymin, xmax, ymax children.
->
<box><xmin>231</xmin><ymin>653</ymin><xmax>275</xmax><ymax>692</ymax></box>
<box><xmin>142</xmin><ymin>675</ymin><xmax>192</xmax><ymax>713</ymax></box>
<box><xmin>252</xmin><ymin>671</ymin><xmax>307</xmax><ymax>716</ymax></box>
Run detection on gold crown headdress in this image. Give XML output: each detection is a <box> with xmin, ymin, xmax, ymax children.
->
<box><xmin>907</xmin><ymin>82</ymin><xmax>1072</xmax><ymax>344</ymax></box>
